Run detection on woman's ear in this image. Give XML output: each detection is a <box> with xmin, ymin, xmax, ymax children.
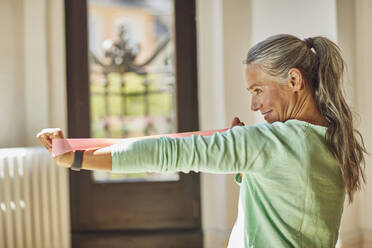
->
<box><xmin>287</xmin><ymin>68</ymin><xmax>304</xmax><ymax>92</ymax></box>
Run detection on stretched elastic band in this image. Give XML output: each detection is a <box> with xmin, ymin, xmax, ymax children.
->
<box><xmin>52</xmin><ymin>128</ymin><xmax>229</xmax><ymax>157</ymax></box>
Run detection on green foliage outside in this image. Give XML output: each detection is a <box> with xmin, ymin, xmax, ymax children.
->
<box><xmin>91</xmin><ymin>71</ymin><xmax>177</xmax><ymax>181</ymax></box>
<box><xmin>90</xmin><ymin>72</ymin><xmax>174</xmax><ymax>138</ymax></box>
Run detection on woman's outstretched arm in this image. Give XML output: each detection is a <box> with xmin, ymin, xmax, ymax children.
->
<box><xmin>37</xmin><ymin>128</ymin><xmax>112</xmax><ymax>171</ymax></box>
<box><xmin>53</xmin><ymin>150</ymin><xmax>112</xmax><ymax>171</ymax></box>
<box><xmin>37</xmin><ymin>117</ymin><xmax>249</xmax><ymax>173</ymax></box>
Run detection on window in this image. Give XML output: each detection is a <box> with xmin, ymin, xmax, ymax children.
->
<box><xmin>88</xmin><ymin>0</ymin><xmax>179</xmax><ymax>183</ymax></box>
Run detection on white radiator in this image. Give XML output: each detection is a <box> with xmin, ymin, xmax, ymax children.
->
<box><xmin>0</xmin><ymin>147</ymin><xmax>70</xmax><ymax>248</ymax></box>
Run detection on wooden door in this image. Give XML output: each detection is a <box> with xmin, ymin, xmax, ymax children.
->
<box><xmin>65</xmin><ymin>0</ymin><xmax>202</xmax><ymax>247</ymax></box>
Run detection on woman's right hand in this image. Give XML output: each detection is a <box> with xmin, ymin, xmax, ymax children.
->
<box><xmin>231</xmin><ymin>117</ymin><xmax>245</xmax><ymax>128</ymax></box>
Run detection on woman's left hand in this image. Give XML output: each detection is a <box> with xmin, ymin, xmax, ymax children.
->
<box><xmin>231</xmin><ymin>117</ymin><xmax>245</xmax><ymax>128</ymax></box>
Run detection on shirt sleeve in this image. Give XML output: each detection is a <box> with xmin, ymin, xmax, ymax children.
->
<box><xmin>110</xmin><ymin>125</ymin><xmax>269</xmax><ymax>174</ymax></box>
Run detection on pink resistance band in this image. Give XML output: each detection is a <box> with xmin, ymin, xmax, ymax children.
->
<box><xmin>52</xmin><ymin>128</ymin><xmax>229</xmax><ymax>157</ymax></box>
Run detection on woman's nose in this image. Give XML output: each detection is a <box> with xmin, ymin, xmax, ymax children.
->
<box><xmin>250</xmin><ymin>98</ymin><xmax>262</xmax><ymax>111</ymax></box>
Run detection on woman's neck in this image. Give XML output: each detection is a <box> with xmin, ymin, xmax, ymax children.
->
<box><xmin>292</xmin><ymin>91</ymin><xmax>328</xmax><ymax>127</ymax></box>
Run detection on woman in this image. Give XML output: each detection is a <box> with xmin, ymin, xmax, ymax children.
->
<box><xmin>38</xmin><ymin>34</ymin><xmax>367</xmax><ymax>247</ymax></box>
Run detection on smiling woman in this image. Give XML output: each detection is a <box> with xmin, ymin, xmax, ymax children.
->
<box><xmin>245</xmin><ymin>63</ymin><xmax>327</xmax><ymax>126</ymax></box>
<box><xmin>244</xmin><ymin>34</ymin><xmax>366</xmax><ymax>203</ymax></box>
<box><xmin>38</xmin><ymin>34</ymin><xmax>367</xmax><ymax>248</ymax></box>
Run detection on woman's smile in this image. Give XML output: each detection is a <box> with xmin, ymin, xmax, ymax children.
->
<box><xmin>262</xmin><ymin>110</ymin><xmax>273</xmax><ymax>120</ymax></box>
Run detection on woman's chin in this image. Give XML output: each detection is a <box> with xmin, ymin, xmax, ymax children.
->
<box><xmin>264</xmin><ymin>113</ymin><xmax>276</xmax><ymax>123</ymax></box>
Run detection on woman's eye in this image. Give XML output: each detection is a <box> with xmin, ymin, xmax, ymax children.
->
<box><xmin>254</xmin><ymin>89</ymin><xmax>262</xmax><ymax>95</ymax></box>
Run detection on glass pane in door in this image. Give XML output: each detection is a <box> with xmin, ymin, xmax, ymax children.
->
<box><xmin>88</xmin><ymin>0</ymin><xmax>179</xmax><ymax>183</ymax></box>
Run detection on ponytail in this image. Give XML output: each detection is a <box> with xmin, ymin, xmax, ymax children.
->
<box><xmin>306</xmin><ymin>37</ymin><xmax>367</xmax><ymax>203</ymax></box>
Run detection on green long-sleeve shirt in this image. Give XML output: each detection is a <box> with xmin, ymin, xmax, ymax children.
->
<box><xmin>111</xmin><ymin>119</ymin><xmax>345</xmax><ymax>248</ymax></box>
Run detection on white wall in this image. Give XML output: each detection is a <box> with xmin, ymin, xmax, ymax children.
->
<box><xmin>250</xmin><ymin>0</ymin><xmax>337</xmax><ymax>43</ymax></box>
<box><xmin>196</xmin><ymin>0</ymin><xmax>237</xmax><ymax>246</ymax></box>
<box><xmin>0</xmin><ymin>0</ymin><xmax>26</xmax><ymax>147</ymax></box>
<box><xmin>0</xmin><ymin>0</ymin><xmax>67</xmax><ymax>148</ymax></box>
<box><xmin>354</xmin><ymin>0</ymin><xmax>372</xmax><ymax>246</ymax></box>
<box><xmin>336</xmin><ymin>1</ymin><xmax>372</xmax><ymax>247</ymax></box>
<box><xmin>336</xmin><ymin>0</ymin><xmax>360</xmax><ymax>246</ymax></box>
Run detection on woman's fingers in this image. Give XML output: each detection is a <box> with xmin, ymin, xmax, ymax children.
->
<box><xmin>231</xmin><ymin>117</ymin><xmax>240</xmax><ymax>127</ymax></box>
<box><xmin>50</xmin><ymin>129</ymin><xmax>64</xmax><ymax>140</ymax></box>
<box><xmin>231</xmin><ymin>117</ymin><xmax>245</xmax><ymax>128</ymax></box>
<box><xmin>36</xmin><ymin>128</ymin><xmax>64</xmax><ymax>152</ymax></box>
<box><xmin>37</xmin><ymin>134</ymin><xmax>47</xmax><ymax>150</ymax></box>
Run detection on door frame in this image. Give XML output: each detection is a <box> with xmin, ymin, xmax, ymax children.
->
<box><xmin>65</xmin><ymin>0</ymin><xmax>202</xmax><ymax>247</ymax></box>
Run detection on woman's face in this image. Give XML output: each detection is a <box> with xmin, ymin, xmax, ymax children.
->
<box><xmin>245</xmin><ymin>64</ymin><xmax>294</xmax><ymax>123</ymax></box>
